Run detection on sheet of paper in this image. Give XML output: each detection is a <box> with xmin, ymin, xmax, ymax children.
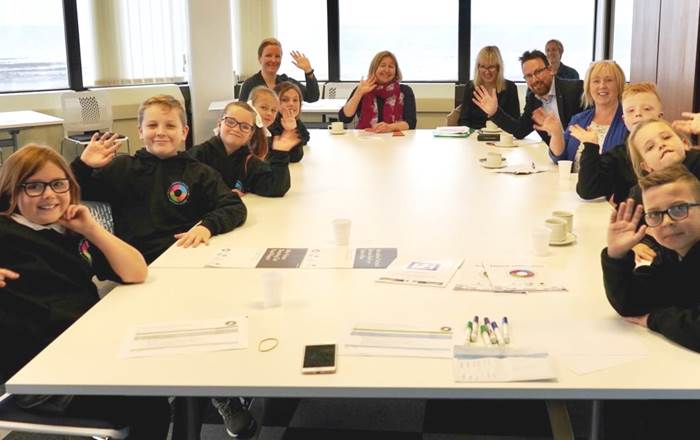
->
<box><xmin>149</xmin><ymin>244</ymin><xmax>215</xmax><ymax>268</ymax></box>
<box><xmin>255</xmin><ymin>248</ymin><xmax>308</xmax><ymax>268</ymax></box>
<box><xmin>206</xmin><ymin>247</ymin><xmax>266</xmax><ymax>268</ymax></box>
<box><xmin>494</xmin><ymin>164</ymin><xmax>548</xmax><ymax>175</ymax></box>
<box><xmin>377</xmin><ymin>257</ymin><xmax>463</xmax><ymax>288</ymax></box>
<box><xmin>343</xmin><ymin>322</ymin><xmax>457</xmax><ymax>358</ymax></box>
<box><xmin>301</xmin><ymin>247</ymin><xmax>398</xmax><ymax>269</ymax></box>
<box><xmin>455</xmin><ymin>262</ymin><xmax>566</xmax><ymax>293</ymax></box>
<box><xmin>121</xmin><ymin>316</ymin><xmax>248</xmax><ymax>358</ymax></box>
<box><xmin>453</xmin><ymin>355</ymin><xmax>556</xmax><ymax>382</ymax></box>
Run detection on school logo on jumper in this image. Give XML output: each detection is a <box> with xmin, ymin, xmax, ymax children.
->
<box><xmin>167</xmin><ymin>181</ymin><xmax>190</xmax><ymax>205</ymax></box>
<box><xmin>233</xmin><ymin>180</ymin><xmax>244</xmax><ymax>192</ymax></box>
<box><xmin>79</xmin><ymin>239</ymin><xmax>93</xmax><ymax>265</ymax></box>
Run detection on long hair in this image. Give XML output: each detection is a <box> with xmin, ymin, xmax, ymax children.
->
<box><xmin>274</xmin><ymin>81</ymin><xmax>303</xmax><ymax>118</ymax></box>
<box><xmin>473</xmin><ymin>46</ymin><xmax>506</xmax><ymax>93</ymax></box>
<box><xmin>222</xmin><ymin>101</ymin><xmax>269</xmax><ymax>160</ymax></box>
<box><xmin>627</xmin><ymin>118</ymin><xmax>689</xmax><ymax>177</ymax></box>
<box><xmin>367</xmin><ymin>51</ymin><xmax>402</xmax><ymax>82</ymax></box>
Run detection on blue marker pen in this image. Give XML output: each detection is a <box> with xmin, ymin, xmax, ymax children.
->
<box><xmin>491</xmin><ymin>321</ymin><xmax>505</xmax><ymax>345</ymax></box>
<box><xmin>502</xmin><ymin>317</ymin><xmax>510</xmax><ymax>344</ymax></box>
<box><xmin>484</xmin><ymin>318</ymin><xmax>497</xmax><ymax>344</ymax></box>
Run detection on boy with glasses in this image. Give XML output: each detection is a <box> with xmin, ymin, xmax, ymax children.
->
<box><xmin>603</xmin><ymin>164</ymin><xmax>700</xmax><ymax>352</ymax></box>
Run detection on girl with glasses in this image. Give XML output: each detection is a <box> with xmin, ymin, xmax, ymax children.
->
<box><xmin>190</xmin><ymin>101</ymin><xmax>297</xmax><ymax>197</ymax></box>
<box><xmin>459</xmin><ymin>46</ymin><xmax>520</xmax><ymax>129</ymax></box>
<box><xmin>0</xmin><ymin>144</ymin><xmax>170</xmax><ymax>439</ymax></box>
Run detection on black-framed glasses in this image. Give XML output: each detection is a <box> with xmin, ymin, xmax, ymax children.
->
<box><xmin>20</xmin><ymin>179</ymin><xmax>70</xmax><ymax>197</ymax></box>
<box><xmin>523</xmin><ymin>67</ymin><xmax>548</xmax><ymax>81</ymax></box>
<box><xmin>221</xmin><ymin>116</ymin><xmax>253</xmax><ymax>133</ymax></box>
<box><xmin>644</xmin><ymin>203</ymin><xmax>700</xmax><ymax>227</ymax></box>
<box><xmin>478</xmin><ymin>64</ymin><xmax>498</xmax><ymax>72</ymax></box>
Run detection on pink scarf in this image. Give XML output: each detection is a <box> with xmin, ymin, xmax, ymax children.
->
<box><xmin>357</xmin><ymin>81</ymin><xmax>404</xmax><ymax>129</ymax></box>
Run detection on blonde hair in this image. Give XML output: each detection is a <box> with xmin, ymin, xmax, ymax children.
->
<box><xmin>258</xmin><ymin>37</ymin><xmax>282</xmax><ymax>58</ymax></box>
<box><xmin>639</xmin><ymin>164</ymin><xmax>700</xmax><ymax>200</ymax></box>
<box><xmin>368</xmin><ymin>51</ymin><xmax>402</xmax><ymax>82</ymax></box>
<box><xmin>622</xmin><ymin>82</ymin><xmax>661</xmax><ymax>103</ymax></box>
<box><xmin>274</xmin><ymin>81</ymin><xmax>303</xmax><ymax>115</ymax></box>
<box><xmin>473</xmin><ymin>46</ymin><xmax>506</xmax><ymax>93</ymax></box>
<box><xmin>221</xmin><ymin>101</ymin><xmax>269</xmax><ymax>159</ymax></box>
<box><xmin>137</xmin><ymin>95</ymin><xmax>187</xmax><ymax>127</ymax></box>
<box><xmin>0</xmin><ymin>144</ymin><xmax>81</xmax><ymax>216</ymax></box>
<box><xmin>627</xmin><ymin>118</ymin><xmax>689</xmax><ymax>177</ymax></box>
<box><xmin>249</xmin><ymin>86</ymin><xmax>279</xmax><ymax>106</ymax></box>
<box><xmin>582</xmin><ymin>60</ymin><xmax>626</xmax><ymax>108</ymax></box>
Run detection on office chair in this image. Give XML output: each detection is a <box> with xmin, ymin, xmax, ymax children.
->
<box><xmin>60</xmin><ymin>90</ymin><xmax>130</xmax><ymax>159</ymax></box>
<box><xmin>0</xmin><ymin>393</ymin><xmax>129</xmax><ymax>439</ymax></box>
<box><xmin>323</xmin><ymin>82</ymin><xmax>356</xmax><ymax>99</ymax></box>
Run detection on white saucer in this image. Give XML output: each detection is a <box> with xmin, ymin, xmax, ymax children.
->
<box><xmin>494</xmin><ymin>142</ymin><xmax>518</xmax><ymax>148</ymax></box>
<box><xmin>479</xmin><ymin>157</ymin><xmax>507</xmax><ymax>169</ymax></box>
<box><xmin>480</xmin><ymin>128</ymin><xmax>501</xmax><ymax>134</ymax></box>
<box><xmin>549</xmin><ymin>232</ymin><xmax>576</xmax><ymax>246</ymax></box>
<box><xmin>330</xmin><ymin>131</ymin><xmax>347</xmax><ymax>135</ymax></box>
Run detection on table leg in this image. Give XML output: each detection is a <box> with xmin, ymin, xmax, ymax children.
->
<box><xmin>545</xmin><ymin>400</ymin><xmax>574</xmax><ymax>440</ymax></box>
<box><xmin>172</xmin><ymin>397</ymin><xmax>202</xmax><ymax>440</ymax></box>
<box><xmin>589</xmin><ymin>399</ymin><xmax>602</xmax><ymax>440</ymax></box>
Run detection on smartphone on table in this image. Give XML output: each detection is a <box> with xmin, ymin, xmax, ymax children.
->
<box><xmin>301</xmin><ymin>344</ymin><xmax>337</xmax><ymax>374</ymax></box>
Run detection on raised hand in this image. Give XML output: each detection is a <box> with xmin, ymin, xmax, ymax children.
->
<box><xmin>532</xmin><ymin>108</ymin><xmax>562</xmax><ymax>135</ymax></box>
<box><xmin>356</xmin><ymin>75</ymin><xmax>377</xmax><ymax>97</ymax></box>
<box><xmin>80</xmin><ymin>132</ymin><xmax>122</xmax><ymax>168</ymax></box>
<box><xmin>280</xmin><ymin>108</ymin><xmax>297</xmax><ymax>131</ymax></box>
<box><xmin>272</xmin><ymin>129</ymin><xmax>301</xmax><ymax>152</ymax></box>
<box><xmin>607</xmin><ymin>199</ymin><xmax>648</xmax><ymax>259</ymax></box>
<box><xmin>472</xmin><ymin>85</ymin><xmax>498</xmax><ymax>117</ymax></box>
<box><xmin>671</xmin><ymin>112</ymin><xmax>700</xmax><ymax>135</ymax></box>
<box><xmin>569</xmin><ymin>124</ymin><xmax>598</xmax><ymax>145</ymax></box>
<box><xmin>290</xmin><ymin>51</ymin><xmax>313</xmax><ymax>74</ymax></box>
<box><xmin>58</xmin><ymin>204</ymin><xmax>99</xmax><ymax>236</ymax></box>
<box><xmin>174</xmin><ymin>224</ymin><xmax>212</xmax><ymax>248</ymax></box>
<box><xmin>0</xmin><ymin>268</ymin><xmax>19</xmax><ymax>288</ymax></box>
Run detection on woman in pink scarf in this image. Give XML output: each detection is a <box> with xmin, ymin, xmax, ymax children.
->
<box><xmin>338</xmin><ymin>51</ymin><xmax>416</xmax><ymax>133</ymax></box>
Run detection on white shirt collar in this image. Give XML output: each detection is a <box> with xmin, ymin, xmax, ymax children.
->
<box><xmin>537</xmin><ymin>80</ymin><xmax>557</xmax><ymax>103</ymax></box>
<box><xmin>11</xmin><ymin>213</ymin><xmax>66</xmax><ymax>234</ymax></box>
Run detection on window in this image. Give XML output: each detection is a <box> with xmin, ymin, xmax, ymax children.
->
<box><xmin>77</xmin><ymin>0</ymin><xmax>188</xmax><ymax>87</ymax></box>
<box><xmin>471</xmin><ymin>0</ymin><xmax>595</xmax><ymax>82</ymax></box>
<box><xmin>274</xmin><ymin>0</ymin><xmax>329</xmax><ymax>81</ymax></box>
<box><xmin>0</xmin><ymin>0</ymin><xmax>69</xmax><ymax>92</ymax></box>
<box><xmin>338</xmin><ymin>0</ymin><xmax>458</xmax><ymax>81</ymax></box>
<box><xmin>611</xmin><ymin>0</ymin><xmax>633</xmax><ymax>79</ymax></box>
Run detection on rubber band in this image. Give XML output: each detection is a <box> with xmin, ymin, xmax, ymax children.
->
<box><xmin>258</xmin><ymin>337</ymin><xmax>279</xmax><ymax>352</ymax></box>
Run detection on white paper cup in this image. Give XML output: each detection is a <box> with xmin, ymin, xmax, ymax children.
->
<box><xmin>558</xmin><ymin>160</ymin><xmax>573</xmax><ymax>180</ymax></box>
<box><xmin>499</xmin><ymin>133</ymin><xmax>514</xmax><ymax>146</ymax></box>
<box><xmin>333</xmin><ymin>218</ymin><xmax>351</xmax><ymax>246</ymax></box>
<box><xmin>261</xmin><ymin>272</ymin><xmax>283</xmax><ymax>308</ymax></box>
<box><xmin>552</xmin><ymin>210</ymin><xmax>574</xmax><ymax>233</ymax></box>
<box><xmin>328</xmin><ymin>121</ymin><xmax>345</xmax><ymax>134</ymax></box>
<box><xmin>485</xmin><ymin>120</ymin><xmax>498</xmax><ymax>131</ymax></box>
<box><xmin>532</xmin><ymin>226</ymin><xmax>551</xmax><ymax>256</ymax></box>
<box><xmin>544</xmin><ymin>218</ymin><xmax>567</xmax><ymax>243</ymax></box>
<box><xmin>486</xmin><ymin>152</ymin><xmax>503</xmax><ymax>167</ymax></box>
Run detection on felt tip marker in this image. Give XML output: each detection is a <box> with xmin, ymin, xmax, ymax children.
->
<box><xmin>466</xmin><ymin>321</ymin><xmax>475</xmax><ymax>343</ymax></box>
<box><xmin>484</xmin><ymin>318</ymin><xmax>498</xmax><ymax>344</ymax></box>
<box><xmin>491</xmin><ymin>321</ymin><xmax>505</xmax><ymax>345</ymax></box>
<box><xmin>502</xmin><ymin>317</ymin><xmax>510</xmax><ymax>344</ymax></box>
<box><xmin>471</xmin><ymin>316</ymin><xmax>479</xmax><ymax>341</ymax></box>
<box><xmin>480</xmin><ymin>324</ymin><xmax>491</xmax><ymax>345</ymax></box>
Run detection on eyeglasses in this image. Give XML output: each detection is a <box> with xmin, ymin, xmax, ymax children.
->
<box><xmin>523</xmin><ymin>67</ymin><xmax>548</xmax><ymax>81</ymax></box>
<box><xmin>478</xmin><ymin>64</ymin><xmax>498</xmax><ymax>72</ymax></box>
<box><xmin>221</xmin><ymin>116</ymin><xmax>254</xmax><ymax>133</ymax></box>
<box><xmin>644</xmin><ymin>202</ymin><xmax>700</xmax><ymax>227</ymax></box>
<box><xmin>20</xmin><ymin>179</ymin><xmax>70</xmax><ymax>197</ymax></box>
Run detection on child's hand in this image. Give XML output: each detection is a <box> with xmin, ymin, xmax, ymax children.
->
<box><xmin>632</xmin><ymin>243</ymin><xmax>657</xmax><ymax>264</ymax></box>
<box><xmin>280</xmin><ymin>108</ymin><xmax>297</xmax><ymax>131</ymax></box>
<box><xmin>672</xmin><ymin>112</ymin><xmax>700</xmax><ymax>135</ymax></box>
<box><xmin>80</xmin><ymin>132</ymin><xmax>122</xmax><ymax>168</ymax></box>
<box><xmin>272</xmin><ymin>130</ymin><xmax>300</xmax><ymax>152</ymax></box>
<box><xmin>472</xmin><ymin>85</ymin><xmax>498</xmax><ymax>117</ymax></box>
<box><xmin>569</xmin><ymin>124</ymin><xmax>598</xmax><ymax>144</ymax></box>
<box><xmin>58</xmin><ymin>204</ymin><xmax>99</xmax><ymax>236</ymax></box>
<box><xmin>356</xmin><ymin>76</ymin><xmax>377</xmax><ymax>97</ymax></box>
<box><xmin>623</xmin><ymin>314</ymin><xmax>649</xmax><ymax>328</ymax></box>
<box><xmin>174</xmin><ymin>224</ymin><xmax>212</xmax><ymax>248</ymax></box>
<box><xmin>607</xmin><ymin>199</ymin><xmax>647</xmax><ymax>259</ymax></box>
<box><xmin>290</xmin><ymin>51</ymin><xmax>313</xmax><ymax>74</ymax></box>
<box><xmin>532</xmin><ymin>108</ymin><xmax>562</xmax><ymax>135</ymax></box>
<box><xmin>0</xmin><ymin>268</ymin><xmax>19</xmax><ymax>288</ymax></box>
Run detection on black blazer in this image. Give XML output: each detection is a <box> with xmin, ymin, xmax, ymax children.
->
<box><xmin>458</xmin><ymin>80</ymin><xmax>520</xmax><ymax>129</ymax></box>
<box><xmin>491</xmin><ymin>77</ymin><xmax>583</xmax><ymax>145</ymax></box>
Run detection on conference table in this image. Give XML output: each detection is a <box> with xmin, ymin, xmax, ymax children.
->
<box><xmin>7</xmin><ymin>130</ymin><xmax>700</xmax><ymax>439</ymax></box>
<box><xmin>0</xmin><ymin>110</ymin><xmax>64</xmax><ymax>162</ymax></box>
<box><xmin>209</xmin><ymin>98</ymin><xmax>346</xmax><ymax>123</ymax></box>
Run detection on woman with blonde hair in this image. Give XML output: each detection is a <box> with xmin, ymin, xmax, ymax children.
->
<box><xmin>460</xmin><ymin>46</ymin><xmax>520</xmax><ymax>128</ymax></box>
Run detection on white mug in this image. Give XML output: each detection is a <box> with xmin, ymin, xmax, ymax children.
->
<box><xmin>552</xmin><ymin>210</ymin><xmax>574</xmax><ymax>233</ymax></box>
<box><xmin>328</xmin><ymin>121</ymin><xmax>345</xmax><ymax>134</ymax></box>
<box><xmin>499</xmin><ymin>133</ymin><xmax>514</xmax><ymax>146</ymax></box>
<box><xmin>486</xmin><ymin>151</ymin><xmax>503</xmax><ymax>167</ymax></box>
<box><xmin>544</xmin><ymin>218</ymin><xmax>567</xmax><ymax>243</ymax></box>
<box><xmin>485</xmin><ymin>120</ymin><xmax>498</xmax><ymax>131</ymax></box>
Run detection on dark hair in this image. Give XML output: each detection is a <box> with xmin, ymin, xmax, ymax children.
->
<box><xmin>639</xmin><ymin>164</ymin><xmax>700</xmax><ymax>200</ymax></box>
<box><xmin>519</xmin><ymin>50</ymin><xmax>549</xmax><ymax>67</ymax></box>
<box><xmin>274</xmin><ymin>81</ymin><xmax>303</xmax><ymax>116</ymax></box>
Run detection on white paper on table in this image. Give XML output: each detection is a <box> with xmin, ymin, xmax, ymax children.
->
<box><xmin>343</xmin><ymin>321</ymin><xmax>457</xmax><ymax>358</ymax></box>
<box><xmin>121</xmin><ymin>316</ymin><xmax>248</xmax><ymax>358</ymax></box>
<box><xmin>377</xmin><ymin>257</ymin><xmax>463</xmax><ymax>288</ymax></box>
<box><xmin>149</xmin><ymin>244</ymin><xmax>216</xmax><ymax>268</ymax></box>
<box><xmin>301</xmin><ymin>247</ymin><xmax>354</xmax><ymax>268</ymax></box>
<box><xmin>453</xmin><ymin>354</ymin><xmax>556</xmax><ymax>382</ymax></box>
<box><xmin>494</xmin><ymin>164</ymin><xmax>548</xmax><ymax>175</ymax></box>
<box><xmin>455</xmin><ymin>262</ymin><xmax>566</xmax><ymax>293</ymax></box>
<box><xmin>206</xmin><ymin>248</ymin><xmax>266</xmax><ymax>268</ymax></box>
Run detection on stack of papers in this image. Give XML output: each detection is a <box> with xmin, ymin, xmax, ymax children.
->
<box><xmin>344</xmin><ymin>322</ymin><xmax>456</xmax><ymax>358</ymax></box>
<box><xmin>494</xmin><ymin>164</ymin><xmax>549</xmax><ymax>175</ymax></box>
<box><xmin>453</xmin><ymin>346</ymin><xmax>556</xmax><ymax>382</ymax></box>
<box><xmin>207</xmin><ymin>247</ymin><xmax>397</xmax><ymax>269</ymax></box>
<box><xmin>377</xmin><ymin>258</ymin><xmax>463</xmax><ymax>287</ymax></box>
<box><xmin>455</xmin><ymin>263</ymin><xmax>567</xmax><ymax>293</ymax></box>
<box><xmin>433</xmin><ymin>126</ymin><xmax>471</xmax><ymax>137</ymax></box>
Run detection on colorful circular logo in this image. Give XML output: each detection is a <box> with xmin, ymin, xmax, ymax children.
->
<box><xmin>509</xmin><ymin>269</ymin><xmax>535</xmax><ymax>278</ymax></box>
<box><xmin>167</xmin><ymin>181</ymin><xmax>190</xmax><ymax>205</ymax></box>
<box><xmin>79</xmin><ymin>239</ymin><xmax>93</xmax><ymax>265</ymax></box>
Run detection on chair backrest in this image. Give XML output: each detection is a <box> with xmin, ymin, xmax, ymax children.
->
<box><xmin>61</xmin><ymin>90</ymin><xmax>114</xmax><ymax>136</ymax></box>
<box><xmin>82</xmin><ymin>201</ymin><xmax>115</xmax><ymax>234</ymax></box>
<box><xmin>324</xmin><ymin>82</ymin><xmax>357</xmax><ymax>99</ymax></box>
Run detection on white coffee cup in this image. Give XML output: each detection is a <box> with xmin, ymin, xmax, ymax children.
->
<box><xmin>486</xmin><ymin>151</ymin><xmax>503</xmax><ymax>167</ymax></box>
<box><xmin>261</xmin><ymin>271</ymin><xmax>283</xmax><ymax>308</ymax></box>
<box><xmin>558</xmin><ymin>160</ymin><xmax>573</xmax><ymax>180</ymax></box>
<box><xmin>552</xmin><ymin>210</ymin><xmax>574</xmax><ymax>233</ymax></box>
<box><xmin>499</xmin><ymin>133</ymin><xmax>514</xmax><ymax>146</ymax></box>
<box><xmin>485</xmin><ymin>120</ymin><xmax>498</xmax><ymax>131</ymax></box>
<box><xmin>531</xmin><ymin>226</ymin><xmax>551</xmax><ymax>256</ymax></box>
<box><xmin>544</xmin><ymin>217</ymin><xmax>567</xmax><ymax>243</ymax></box>
<box><xmin>328</xmin><ymin>121</ymin><xmax>345</xmax><ymax>134</ymax></box>
<box><xmin>333</xmin><ymin>218</ymin><xmax>351</xmax><ymax>246</ymax></box>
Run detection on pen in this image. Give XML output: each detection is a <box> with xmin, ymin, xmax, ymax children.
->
<box><xmin>484</xmin><ymin>318</ymin><xmax>498</xmax><ymax>344</ymax></box>
<box><xmin>471</xmin><ymin>316</ymin><xmax>479</xmax><ymax>341</ymax></box>
<box><xmin>466</xmin><ymin>321</ymin><xmax>474</xmax><ymax>343</ymax></box>
<box><xmin>480</xmin><ymin>324</ymin><xmax>491</xmax><ymax>345</ymax></box>
<box><xmin>502</xmin><ymin>317</ymin><xmax>510</xmax><ymax>344</ymax></box>
<box><xmin>491</xmin><ymin>321</ymin><xmax>505</xmax><ymax>345</ymax></box>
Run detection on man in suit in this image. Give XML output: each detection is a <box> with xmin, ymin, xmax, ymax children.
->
<box><xmin>472</xmin><ymin>49</ymin><xmax>583</xmax><ymax>145</ymax></box>
<box><xmin>545</xmin><ymin>39</ymin><xmax>580</xmax><ymax>80</ymax></box>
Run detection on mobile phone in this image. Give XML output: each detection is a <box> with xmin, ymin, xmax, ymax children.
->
<box><xmin>301</xmin><ymin>344</ymin><xmax>337</xmax><ymax>374</ymax></box>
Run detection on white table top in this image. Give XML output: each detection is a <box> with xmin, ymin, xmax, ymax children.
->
<box><xmin>0</xmin><ymin>110</ymin><xmax>63</xmax><ymax>130</ymax></box>
<box><xmin>7</xmin><ymin>130</ymin><xmax>700</xmax><ymax>399</ymax></box>
<box><xmin>209</xmin><ymin>98</ymin><xmax>346</xmax><ymax>114</ymax></box>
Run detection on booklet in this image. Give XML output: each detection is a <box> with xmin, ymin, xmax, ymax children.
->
<box><xmin>343</xmin><ymin>321</ymin><xmax>457</xmax><ymax>358</ymax></box>
<box><xmin>377</xmin><ymin>257</ymin><xmax>463</xmax><ymax>287</ymax></box>
<box><xmin>455</xmin><ymin>262</ymin><xmax>567</xmax><ymax>293</ymax></box>
<box><xmin>433</xmin><ymin>126</ymin><xmax>472</xmax><ymax>137</ymax></box>
<box><xmin>206</xmin><ymin>247</ymin><xmax>397</xmax><ymax>269</ymax></box>
<box><xmin>301</xmin><ymin>247</ymin><xmax>397</xmax><ymax>269</ymax></box>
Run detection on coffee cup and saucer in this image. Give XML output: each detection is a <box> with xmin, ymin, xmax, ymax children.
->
<box><xmin>481</xmin><ymin>120</ymin><xmax>501</xmax><ymax>134</ymax></box>
<box><xmin>328</xmin><ymin>121</ymin><xmax>346</xmax><ymax>135</ymax></box>
<box><xmin>544</xmin><ymin>217</ymin><xmax>576</xmax><ymax>246</ymax></box>
<box><xmin>480</xmin><ymin>152</ymin><xmax>507</xmax><ymax>169</ymax></box>
<box><xmin>494</xmin><ymin>133</ymin><xmax>517</xmax><ymax>148</ymax></box>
